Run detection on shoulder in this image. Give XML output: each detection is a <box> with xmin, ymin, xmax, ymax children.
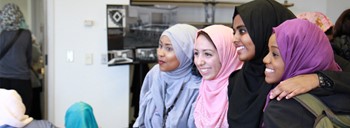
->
<box><xmin>181</xmin><ymin>75</ymin><xmax>202</xmax><ymax>91</ymax></box>
<box><xmin>24</xmin><ymin>120</ymin><xmax>56</xmax><ymax>128</ymax></box>
<box><xmin>20</xmin><ymin>29</ymin><xmax>32</xmax><ymax>37</ymax></box>
<box><xmin>144</xmin><ymin>64</ymin><xmax>160</xmax><ymax>79</ymax></box>
<box><xmin>229</xmin><ymin>69</ymin><xmax>241</xmax><ymax>80</ymax></box>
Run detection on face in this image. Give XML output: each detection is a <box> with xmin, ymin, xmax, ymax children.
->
<box><xmin>194</xmin><ymin>34</ymin><xmax>222</xmax><ymax>80</ymax></box>
<box><xmin>263</xmin><ymin>34</ymin><xmax>285</xmax><ymax>84</ymax></box>
<box><xmin>157</xmin><ymin>35</ymin><xmax>180</xmax><ymax>72</ymax></box>
<box><xmin>232</xmin><ymin>15</ymin><xmax>255</xmax><ymax>61</ymax></box>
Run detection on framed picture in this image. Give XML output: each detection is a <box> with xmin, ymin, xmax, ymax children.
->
<box><xmin>107</xmin><ymin>5</ymin><xmax>126</xmax><ymax>28</ymax></box>
<box><xmin>107</xmin><ymin>49</ymin><xmax>134</xmax><ymax>65</ymax></box>
<box><xmin>135</xmin><ymin>47</ymin><xmax>157</xmax><ymax>62</ymax></box>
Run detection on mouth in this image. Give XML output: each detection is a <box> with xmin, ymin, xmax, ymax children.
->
<box><xmin>158</xmin><ymin>60</ymin><xmax>165</xmax><ymax>65</ymax></box>
<box><xmin>198</xmin><ymin>68</ymin><xmax>210</xmax><ymax>75</ymax></box>
<box><xmin>236</xmin><ymin>46</ymin><xmax>245</xmax><ymax>51</ymax></box>
<box><xmin>200</xmin><ymin>68</ymin><xmax>208</xmax><ymax>72</ymax></box>
<box><xmin>265</xmin><ymin>68</ymin><xmax>274</xmax><ymax>73</ymax></box>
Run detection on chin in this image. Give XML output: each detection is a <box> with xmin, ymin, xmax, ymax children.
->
<box><xmin>265</xmin><ymin>78</ymin><xmax>276</xmax><ymax>84</ymax></box>
<box><xmin>159</xmin><ymin>67</ymin><xmax>169</xmax><ymax>72</ymax></box>
<box><xmin>239</xmin><ymin>55</ymin><xmax>253</xmax><ymax>61</ymax></box>
<box><xmin>203</xmin><ymin>75</ymin><xmax>215</xmax><ymax>80</ymax></box>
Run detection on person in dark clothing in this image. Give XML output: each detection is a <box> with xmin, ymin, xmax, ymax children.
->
<box><xmin>263</xmin><ymin>19</ymin><xmax>349</xmax><ymax>128</ymax></box>
<box><xmin>0</xmin><ymin>3</ymin><xmax>33</xmax><ymax>115</ymax></box>
<box><xmin>227</xmin><ymin>0</ymin><xmax>296</xmax><ymax>127</ymax></box>
<box><xmin>332</xmin><ymin>9</ymin><xmax>350</xmax><ymax>61</ymax></box>
<box><xmin>228</xmin><ymin>0</ymin><xmax>350</xmax><ymax>127</ymax></box>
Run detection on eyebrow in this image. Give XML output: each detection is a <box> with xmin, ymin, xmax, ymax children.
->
<box><xmin>271</xmin><ymin>45</ymin><xmax>279</xmax><ymax>49</ymax></box>
<box><xmin>234</xmin><ymin>25</ymin><xmax>245</xmax><ymax>30</ymax></box>
<box><xmin>160</xmin><ymin>41</ymin><xmax>172</xmax><ymax>46</ymax></box>
<box><xmin>197</xmin><ymin>49</ymin><xmax>215</xmax><ymax>52</ymax></box>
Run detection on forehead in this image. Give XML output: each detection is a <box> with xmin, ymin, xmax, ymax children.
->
<box><xmin>160</xmin><ymin>35</ymin><xmax>172</xmax><ymax>44</ymax></box>
<box><xmin>195</xmin><ymin>34</ymin><xmax>216</xmax><ymax>50</ymax></box>
<box><xmin>233</xmin><ymin>15</ymin><xmax>244</xmax><ymax>27</ymax></box>
<box><xmin>268</xmin><ymin>34</ymin><xmax>277</xmax><ymax>46</ymax></box>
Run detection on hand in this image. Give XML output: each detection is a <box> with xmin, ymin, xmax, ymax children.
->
<box><xmin>269</xmin><ymin>74</ymin><xmax>319</xmax><ymax>101</ymax></box>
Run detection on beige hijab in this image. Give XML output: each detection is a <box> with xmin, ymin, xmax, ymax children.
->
<box><xmin>0</xmin><ymin>89</ymin><xmax>33</xmax><ymax>127</ymax></box>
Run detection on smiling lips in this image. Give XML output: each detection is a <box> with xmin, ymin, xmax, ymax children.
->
<box><xmin>265</xmin><ymin>68</ymin><xmax>274</xmax><ymax>73</ymax></box>
<box><xmin>199</xmin><ymin>68</ymin><xmax>210</xmax><ymax>75</ymax></box>
<box><xmin>236</xmin><ymin>46</ymin><xmax>245</xmax><ymax>55</ymax></box>
<box><xmin>236</xmin><ymin>46</ymin><xmax>245</xmax><ymax>51</ymax></box>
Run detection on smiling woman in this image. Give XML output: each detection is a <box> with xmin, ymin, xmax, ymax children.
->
<box><xmin>263</xmin><ymin>34</ymin><xmax>285</xmax><ymax>84</ymax></box>
<box><xmin>193</xmin><ymin>25</ymin><xmax>243</xmax><ymax>128</ymax></box>
<box><xmin>263</xmin><ymin>18</ymin><xmax>343</xmax><ymax>128</ymax></box>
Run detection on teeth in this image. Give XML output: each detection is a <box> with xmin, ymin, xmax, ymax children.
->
<box><xmin>237</xmin><ymin>46</ymin><xmax>245</xmax><ymax>51</ymax></box>
<box><xmin>265</xmin><ymin>68</ymin><xmax>274</xmax><ymax>73</ymax></box>
<box><xmin>201</xmin><ymin>69</ymin><xmax>208</xmax><ymax>72</ymax></box>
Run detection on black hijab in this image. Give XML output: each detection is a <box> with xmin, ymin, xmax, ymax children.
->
<box><xmin>227</xmin><ymin>0</ymin><xmax>296</xmax><ymax>127</ymax></box>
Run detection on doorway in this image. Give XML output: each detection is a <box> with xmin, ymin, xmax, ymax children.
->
<box><xmin>0</xmin><ymin>0</ymin><xmax>47</xmax><ymax>119</ymax></box>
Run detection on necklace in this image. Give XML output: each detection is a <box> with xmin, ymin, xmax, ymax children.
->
<box><xmin>162</xmin><ymin>83</ymin><xmax>184</xmax><ymax>128</ymax></box>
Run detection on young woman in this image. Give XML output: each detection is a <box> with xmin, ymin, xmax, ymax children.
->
<box><xmin>133</xmin><ymin>24</ymin><xmax>201</xmax><ymax>128</ymax></box>
<box><xmin>193</xmin><ymin>25</ymin><xmax>243</xmax><ymax>127</ymax></box>
<box><xmin>227</xmin><ymin>0</ymin><xmax>295</xmax><ymax>127</ymax></box>
<box><xmin>0</xmin><ymin>3</ymin><xmax>33</xmax><ymax>115</ymax></box>
<box><xmin>263</xmin><ymin>19</ymin><xmax>347</xmax><ymax>127</ymax></box>
<box><xmin>228</xmin><ymin>1</ymin><xmax>350</xmax><ymax>127</ymax></box>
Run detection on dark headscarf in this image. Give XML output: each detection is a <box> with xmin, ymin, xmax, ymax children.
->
<box><xmin>227</xmin><ymin>0</ymin><xmax>295</xmax><ymax>127</ymax></box>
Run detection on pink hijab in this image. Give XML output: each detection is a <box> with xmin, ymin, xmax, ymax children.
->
<box><xmin>194</xmin><ymin>25</ymin><xmax>243</xmax><ymax>128</ymax></box>
<box><xmin>296</xmin><ymin>12</ymin><xmax>333</xmax><ymax>32</ymax></box>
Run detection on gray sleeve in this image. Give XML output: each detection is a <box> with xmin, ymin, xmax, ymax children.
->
<box><xmin>24</xmin><ymin>120</ymin><xmax>57</xmax><ymax>128</ymax></box>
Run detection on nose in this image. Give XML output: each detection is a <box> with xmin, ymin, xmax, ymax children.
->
<box><xmin>195</xmin><ymin>57</ymin><xmax>205</xmax><ymax>66</ymax></box>
<box><xmin>233</xmin><ymin>33</ymin><xmax>240</xmax><ymax>45</ymax></box>
<box><xmin>157</xmin><ymin>48</ymin><xmax>164</xmax><ymax>57</ymax></box>
<box><xmin>263</xmin><ymin>53</ymin><xmax>270</xmax><ymax>64</ymax></box>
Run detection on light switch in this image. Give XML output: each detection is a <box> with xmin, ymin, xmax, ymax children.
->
<box><xmin>84</xmin><ymin>20</ymin><xmax>94</xmax><ymax>27</ymax></box>
<box><xmin>66</xmin><ymin>50</ymin><xmax>74</xmax><ymax>63</ymax></box>
<box><xmin>101</xmin><ymin>54</ymin><xmax>107</xmax><ymax>64</ymax></box>
<box><xmin>85</xmin><ymin>53</ymin><xmax>93</xmax><ymax>65</ymax></box>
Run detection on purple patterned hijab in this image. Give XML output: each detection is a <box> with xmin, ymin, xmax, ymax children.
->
<box><xmin>274</xmin><ymin>19</ymin><xmax>341</xmax><ymax>80</ymax></box>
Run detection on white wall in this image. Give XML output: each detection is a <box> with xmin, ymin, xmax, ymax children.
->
<box><xmin>326</xmin><ymin>0</ymin><xmax>350</xmax><ymax>23</ymax></box>
<box><xmin>47</xmin><ymin>0</ymin><xmax>130</xmax><ymax>127</ymax></box>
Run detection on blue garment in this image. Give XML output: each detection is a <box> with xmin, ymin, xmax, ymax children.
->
<box><xmin>65</xmin><ymin>102</ymin><xmax>98</xmax><ymax>128</ymax></box>
<box><xmin>133</xmin><ymin>24</ymin><xmax>201</xmax><ymax>128</ymax></box>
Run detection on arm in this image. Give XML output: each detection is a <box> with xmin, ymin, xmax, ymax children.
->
<box><xmin>26</xmin><ymin>30</ymin><xmax>33</xmax><ymax>67</ymax></box>
<box><xmin>320</xmin><ymin>54</ymin><xmax>350</xmax><ymax>93</ymax></box>
<box><xmin>269</xmin><ymin>55</ymin><xmax>350</xmax><ymax>100</ymax></box>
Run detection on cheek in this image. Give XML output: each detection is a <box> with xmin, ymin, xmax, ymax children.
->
<box><xmin>214</xmin><ymin>65</ymin><xmax>221</xmax><ymax>76</ymax></box>
<box><xmin>169</xmin><ymin>53</ymin><xmax>180</xmax><ymax>66</ymax></box>
<box><xmin>212</xmin><ymin>59</ymin><xmax>222</xmax><ymax>76</ymax></box>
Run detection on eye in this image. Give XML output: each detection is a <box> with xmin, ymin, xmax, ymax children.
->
<box><xmin>165</xmin><ymin>47</ymin><xmax>173</xmax><ymax>51</ymax></box>
<box><xmin>205</xmin><ymin>52</ymin><xmax>212</xmax><ymax>57</ymax></box>
<box><xmin>194</xmin><ymin>51</ymin><xmax>199</xmax><ymax>56</ymax></box>
<box><xmin>238</xmin><ymin>28</ymin><xmax>247</xmax><ymax>35</ymax></box>
<box><xmin>272</xmin><ymin>52</ymin><xmax>279</xmax><ymax>57</ymax></box>
<box><xmin>233</xmin><ymin>30</ymin><xmax>236</xmax><ymax>35</ymax></box>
